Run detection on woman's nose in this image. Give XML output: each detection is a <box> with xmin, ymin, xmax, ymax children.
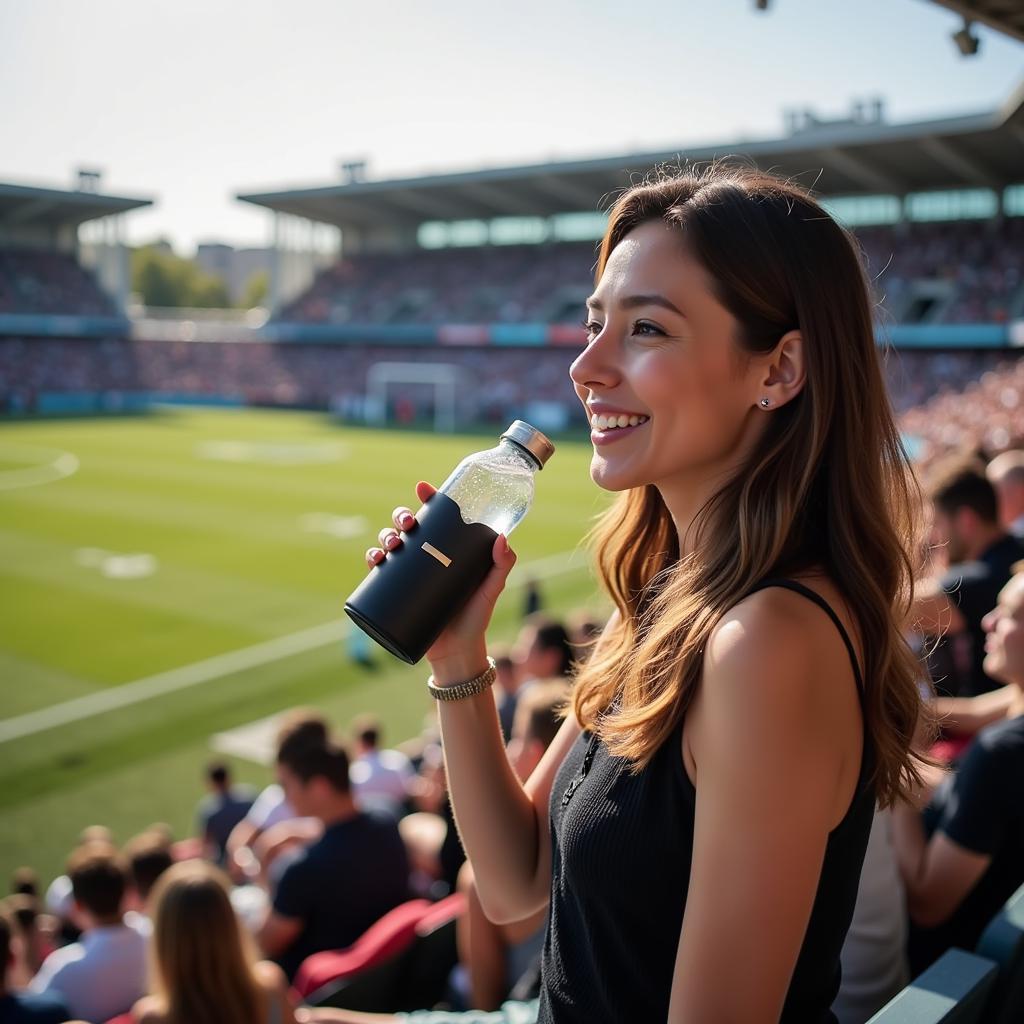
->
<box><xmin>569</xmin><ymin>333</ymin><xmax>618</xmax><ymax>390</ymax></box>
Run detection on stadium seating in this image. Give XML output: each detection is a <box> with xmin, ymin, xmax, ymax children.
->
<box><xmin>278</xmin><ymin>220</ymin><xmax>1024</xmax><ymax>328</ymax></box>
<box><xmin>302</xmin><ymin>894</ymin><xmax>466</xmax><ymax>1012</ymax></box>
<box><xmin>865</xmin><ymin>947</ymin><xmax>998</xmax><ymax>1023</ymax></box>
<box><xmin>974</xmin><ymin>882</ymin><xmax>1024</xmax><ymax>1024</ymax></box>
<box><xmin>0</xmin><ymin>248</ymin><xmax>116</xmax><ymax>317</ymax></box>
<box><xmin>295</xmin><ymin>898</ymin><xmax>432</xmax><ymax>1004</ymax></box>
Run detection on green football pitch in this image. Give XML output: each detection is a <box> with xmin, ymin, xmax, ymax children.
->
<box><xmin>0</xmin><ymin>408</ymin><xmax>611</xmax><ymax>886</ymax></box>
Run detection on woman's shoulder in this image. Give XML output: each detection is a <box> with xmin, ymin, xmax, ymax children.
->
<box><xmin>702</xmin><ymin>571</ymin><xmax>865</xmax><ymax>733</ymax></box>
<box><xmin>715</xmin><ymin>571</ymin><xmax>863</xmax><ymax>674</ymax></box>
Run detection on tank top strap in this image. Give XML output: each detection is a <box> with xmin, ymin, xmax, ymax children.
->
<box><xmin>744</xmin><ymin>578</ymin><xmax>866</xmax><ymax>703</ymax></box>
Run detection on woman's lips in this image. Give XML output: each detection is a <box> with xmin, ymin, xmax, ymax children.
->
<box><xmin>590</xmin><ymin>418</ymin><xmax>649</xmax><ymax>446</ymax></box>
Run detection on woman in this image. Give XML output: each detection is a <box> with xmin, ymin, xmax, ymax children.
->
<box><xmin>363</xmin><ymin>162</ymin><xmax>929</xmax><ymax>1023</ymax></box>
<box><xmin>132</xmin><ymin>860</ymin><xmax>296</xmax><ymax>1024</ymax></box>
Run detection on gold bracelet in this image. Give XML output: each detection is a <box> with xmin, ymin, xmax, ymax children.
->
<box><xmin>427</xmin><ymin>657</ymin><xmax>497</xmax><ymax>701</ymax></box>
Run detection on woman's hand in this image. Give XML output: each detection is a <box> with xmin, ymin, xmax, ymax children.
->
<box><xmin>364</xmin><ymin>480</ymin><xmax>517</xmax><ymax>672</ymax></box>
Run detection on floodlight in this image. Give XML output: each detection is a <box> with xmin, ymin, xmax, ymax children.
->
<box><xmin>952</xmin><ymin>19</ymin><xmax>980</xmax><ymax>56</ymax></box>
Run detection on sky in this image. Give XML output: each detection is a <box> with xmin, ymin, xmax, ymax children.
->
<box><xmin>1</xmin><ymin>0</ymin><xmax>1021</xmax><ymax>254</ymax></box>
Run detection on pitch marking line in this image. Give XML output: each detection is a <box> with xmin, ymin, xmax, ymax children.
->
<box><xmin>0</xmin><ymin>548</ymin><xmax>591</xmax><ymax>745</ymax></box>
<box><xmin>0</xmin><ymin>445</ymin><xmax>79</xmax><ymax>492</ymax></box>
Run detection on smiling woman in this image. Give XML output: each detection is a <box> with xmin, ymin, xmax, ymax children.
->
<box><xmin>361</xmin><ymin>159</ymin><xmax>930</xmax><ymax>1024</ymax></box>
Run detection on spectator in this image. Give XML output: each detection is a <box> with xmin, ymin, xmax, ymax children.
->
<box><xmin>522</xmin><ymin>577</ymin><xmax>543</xmax><ymax>618</ymax></box>
<box><xmin>43</xmin><ymin>825</ymin><xmax>114</xmax><ymax>932</ymax></box>
<box><xmin>566</xmin><ymin>610</ymin><xmax>604</xmax><ymax>666</ymax></box>
<box><xmin>4</xmin><ymin>894</ymin><xmax>53</xmax><ymax>986</ymax></box>
<box><xmin>912</xmin><ymin>455</ymin><xmax>1024</xmax><ymax>697</ymax></box>
<box><xmin>987</xmin><ymin>449</ymin><xmax>1024</xmax><ymax>539</ymax></box>
<box><xmin>226</xmin><ymin>712</ymin><xmax>328</xmax><ymax>882</ymax></box>
<box><xmin>511</xmin><ymin>614</ymin><xmax>574</xmax><ymax>691</ymax></box>
<box><xmin>257</xmin><ymin>723</ymin><xmax>410</xmax><ymax>979</ymax></box>
<box><xmin>348</xmin><ymin>715</ymin><xmax>414</xmax><ymax>819</ymax></box>
<box><xmin>10</xmin><ymin>869</ymin><xmax>38</xmax><ymax>899</ymax></box>
<box><xmin>123</xmin><ymin>830</ymin><xmax>174</xmax><ymax>924</ymax></box>
<box><xmin>132</xmin><ymin>860</ymin><xmax>296</xmax><ymax>1024</ymax></box>
<box><xmin>29</xmin><ymin>842</ymin><xmax>148</xmax><ymax>1022</ymax></box>
<box><xmin>195</xmin><ymin>760</ymin><xmax>257</xmax><ymax>866</ymax></box>
<box><xmin>491</xmin><ymin>647</ymin><xmax>519</xmax><ymax>743</ymax></box>
<box><xmin>893</xmin><ymin>563</ymin><xmax>1024</xmax><ymax>973</ymax></box>
<box><xmin>0</xmin><ymin>905</ymin><xmax>68</xmax><ymax>1023</ymax></box>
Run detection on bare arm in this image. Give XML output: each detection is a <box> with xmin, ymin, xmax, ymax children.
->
<box><xmin>669</xmin><ymin>592</ymin><xmax>855</xmax><ymax>1023</ymax></box>
<box><xmin>435</xmin><ymin>658</ymin><xmax>581</xmax><ymax>924</ymax></box>
<box><xmin>368</xmin><ymin>481</ymin><xmax>603</xmax><ymax>925</ymax></box>
<box><xmin>890</xmin><ymin>802</ymin><xmax>990</xmax><ymax>927</ymax></box>
<box><xmin>933</xmin><ymin>685</ymin><xmax>1014</xmax><ymax>736</ymax></box>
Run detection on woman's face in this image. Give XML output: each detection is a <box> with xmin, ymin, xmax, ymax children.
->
<box><xmin>982</xmin><ymin>572</ymin><xmax>1024</xmax><ymax>686</ymax></box>
<box><xmin>569</xmin><ymin>220</ymin><xmax>771</xmax><ymax>500</ymax></box>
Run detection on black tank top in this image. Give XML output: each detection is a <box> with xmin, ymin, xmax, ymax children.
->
<box><xmin>538</xmin><ymin>579</ymin><xmax>876</xmax><ymax>1023</ymax></box>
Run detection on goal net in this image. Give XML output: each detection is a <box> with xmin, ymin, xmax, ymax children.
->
<box><xmin>363</xmin><ymin>361</ymin><xmax>469</xmax><ymax>432</ymax></box>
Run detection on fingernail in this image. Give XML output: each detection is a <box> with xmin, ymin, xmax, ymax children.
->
<box><xmin>400</xmin><ymin>514</ymin><xmax>415</xmax><ymax>529</ymax></box>
<box><xmin>385</xmin><ymin>532</ymin><xmax>399</xmax><ymax>548</ymax></box>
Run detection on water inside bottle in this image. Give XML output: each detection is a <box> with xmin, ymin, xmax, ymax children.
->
<box><xmin>441</xmin><ymin>445</ymin><xmax>536</xmax><ymax>536</ymax></box>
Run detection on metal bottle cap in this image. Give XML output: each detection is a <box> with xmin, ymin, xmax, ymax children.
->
<box><xmin>500</xmin><ymin>420</ymin><xmax>555</xmax><ymax>470</ymax></box>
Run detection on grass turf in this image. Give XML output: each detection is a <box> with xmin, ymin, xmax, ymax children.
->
<box><xmin>0</xmin><ymin>408</ymin><xmax>611</xmax><ymax>886</ymax></box>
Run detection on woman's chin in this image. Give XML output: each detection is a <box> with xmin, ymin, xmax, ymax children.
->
<box><xmin>590</xmin><ymin>457</ymin><xmax>644</xmax><ymax>493</ymax></box>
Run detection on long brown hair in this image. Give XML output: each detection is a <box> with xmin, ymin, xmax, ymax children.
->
<box><xmin>148</xmin><ymin>860</ymin><xmax>264</xmax><ymax>1024</ymax></box>
<box><xmin>572</xmin><ymin>160</ymin><xmax>928</xmax><ymax>806</ymax></box>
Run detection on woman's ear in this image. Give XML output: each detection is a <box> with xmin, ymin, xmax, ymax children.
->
<box><xmin>756</xmin><ymin>329</ymin><xmax>806</xmax><ymax>409</ymax></box>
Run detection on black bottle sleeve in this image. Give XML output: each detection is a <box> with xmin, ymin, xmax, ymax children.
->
<box><xmin>344</xmin><ymin>490</ymin><xmax>500</xmax><ymax>664</ymax></box>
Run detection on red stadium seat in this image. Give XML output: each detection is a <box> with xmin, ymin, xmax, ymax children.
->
<box><xmin>400</xmin><ymin>892</ymin><xmax>467</xmax><ymax>1009</ymax></box>
<box><xmin>292</xmin><ymin>898</ymin><xmax>432</xmax><ymax>1001</ymax></box>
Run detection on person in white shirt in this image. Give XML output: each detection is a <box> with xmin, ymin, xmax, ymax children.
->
<box><xmin>349</xmin><ymin>715</ymin><xmax>414</xmax><ymax>819</ymax></box>
<box><xmin>30</xmin><ymin>842</ymin><xmax>148</xmax><ymax>1023</ymax></box>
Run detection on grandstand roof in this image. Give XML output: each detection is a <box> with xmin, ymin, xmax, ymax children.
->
<box><xmin>927</xmin><ymin>1</ymin><xmax>1024</xmax><ymax>43</ymax></box>
<box><xmin>237</xmin><ymin>79</ymin><xmax>1024</xmax><ymax>232</ymax></box>
<box><xmin>0</xmin><ymin>182</ymin><xmax>153</xmax><ymax>229</ymax></box>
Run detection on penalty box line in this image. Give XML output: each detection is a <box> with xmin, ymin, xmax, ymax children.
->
<box><xmin>0</xmin><ymin>548</ymin><xmax>590</xmax><ymax>745</ymax></box>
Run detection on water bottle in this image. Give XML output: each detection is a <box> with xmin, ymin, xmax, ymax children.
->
<box><xmin>344</xmin><ymin>421</ymin><xmax>555</xmax><ymax>664</ymax></box>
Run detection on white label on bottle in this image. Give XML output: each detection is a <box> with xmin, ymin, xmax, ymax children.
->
<box><xmin>422</xmin><ymin>542</ymin><xmax>452</xmax><ymax>567</ymax></box>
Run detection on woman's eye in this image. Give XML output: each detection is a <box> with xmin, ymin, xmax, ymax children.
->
<box><xmin>580</xmin><ymin>318</ymin><xmax>602</xmax><ymax>338</ymax></box>
<box><xmin>632</xmin><ymin>321</ymin><xmax>663</xmax><ymax>336</ymax></box>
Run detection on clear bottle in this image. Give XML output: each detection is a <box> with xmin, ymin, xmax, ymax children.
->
<box><xmin>344</xmin><ymin>421</ymin><xmax>555</xmax><ymax>664</ymax></box>
<box><xmin>439</xmin><ymin>424</ymin><xmax>550</xmax><ymax>536</ymax></box>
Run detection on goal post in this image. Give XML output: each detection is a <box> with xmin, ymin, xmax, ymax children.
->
<box><xmin>364</xmin><ymin>361</ymin><xmax>468</xmax><ymax>432</ymax></box>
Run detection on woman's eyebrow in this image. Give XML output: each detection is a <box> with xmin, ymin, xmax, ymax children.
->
<box><xmin>586</xmin><ymin>294</ymin><xmax>685</xmax><ymax>316</ymax></box>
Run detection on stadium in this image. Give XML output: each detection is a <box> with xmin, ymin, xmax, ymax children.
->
<box><xmin>1</xmin><ymin>2</ymin><xmax>1024</xmax><ymax>1020</ymax></box>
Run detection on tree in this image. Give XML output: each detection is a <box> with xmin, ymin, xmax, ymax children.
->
<box><xmin>240</xmin><ymin>270</ymin><xmax>269</xmax><ymax>309</ymax></box>
<box><xmin>131</xmin><ymin>245</ymin><xmax>230</xmax><ymax>308</ymax></box>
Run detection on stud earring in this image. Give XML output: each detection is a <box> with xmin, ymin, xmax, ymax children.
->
<box><xmin>760</xmin><ymin>397</ymin><xmax>771</xmax><ymax>408</ymax></box>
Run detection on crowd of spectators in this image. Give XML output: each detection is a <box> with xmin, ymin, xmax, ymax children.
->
<box><xmin>2</xmin><ymin>335</ymin><xmax>1020</xmax><ymax>444</ymax></box>
<box><xmin>279</xmin><ymin>219</ymin><xmax>1024</xmax><ymax>327</ymax></box>
<box><xmin>897</xmin><ymin>355</ymin><xmax>1023</xmax><ymax>472</ymax></box>
<box><xmin>0</xmin><ymin>249</ymin><xmax>117</xmax><ymax>318</ymax></box>
<box><xmin>0</xmin><ymin>595</ymin><xmax>598</xmax><ymax>1022</ymax></box>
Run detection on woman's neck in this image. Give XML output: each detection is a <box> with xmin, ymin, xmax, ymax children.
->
<box><xmin>659</xmin><ymin>477</ymin><xmax>725</xmax><ymax>560</ymax></box>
